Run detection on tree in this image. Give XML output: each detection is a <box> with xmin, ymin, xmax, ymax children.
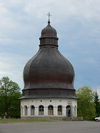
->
<box><xmin>94</xmin><ymin>91</ymin><xmax>100</xmax><ymax>116</ymax></box>
<box><xmin>0</xmin><ymin>77</ymin><xmax>22</xmax><ymax>118</ymax></box>
<box><xmin>76</xmin><ymin>86</ymin><xmax>96</xmax><ymax>120</ymax></box>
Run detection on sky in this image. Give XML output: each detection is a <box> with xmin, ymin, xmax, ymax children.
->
<box><xmin>0</xmin><ymin>0</ymin><xmax>100</xmax><ymax>96</ymax></box>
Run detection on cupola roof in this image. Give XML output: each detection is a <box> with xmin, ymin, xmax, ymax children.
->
<box><xmin>40</xmin><ymin>21</ymin><xmax>58</xmax><ymax>38</ymax></box>
<box><xmin>39</xmin><ymin>20</ymin><xmax>58</xmax><ymax>47</ymax></box>
<box><xmin>20</xmin><ymin>17</ymin><xmax>78</xmax><ymax>100</ymax></box>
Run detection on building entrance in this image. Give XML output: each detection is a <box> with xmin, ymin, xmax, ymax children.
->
<box><xmin>48</xmin><ymin>105</ymin><xmax>53</xmax><ymax>115</ymax></box>
<box><xmin>66</xmin><ymin>105</ymin><xmax>71</xmax><ymax>117</ymax></box>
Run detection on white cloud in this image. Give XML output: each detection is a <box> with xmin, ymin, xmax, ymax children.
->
<box><xmin>93</xmin><ymin>86</ymin><xmax>100</xmax><ymax>98</ymax></box>
<box><xmin>0</xmin><ymin>52</ymin><xmax>29</xmax><ymax>89</ymax></box>
<box><xmin>86</xmin><ymin>58</ymin><xmax>96</xmax><ymax>64</ymax></box>
<box><xmin>97</xmin><ymin>88</ymin><xmax>100</xmax><ymax>98</ymax></box>
<box><xmin>0</xmin><ymin>0</ymin><xmax>100</xmax><ymax>92</ymax></box>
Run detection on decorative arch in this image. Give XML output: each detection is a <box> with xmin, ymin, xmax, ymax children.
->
<box><xmin>39</xmin><ymin>105</ymin><xmax>44</xmax><ymax>115</ymax></box>
<box><xmin>31</xmin><ymin>105</ymin><xmax>35</xmax><ymax>115</ymax></box>
<box><xmin>25</xmin><ymin>105</ymin><xmax>28</xmax><ymax>115</ymax></box>
<box><xmin>58</xmin><ymin>105</ymin><xmax>62</xmax><ymax>115</ymax></box>
<box><xmin>66</xmin><ymin>105</ymin><xmax>71</xmax><ymax>117</ymax></box>
<box><xmin>48</xmin><ymin>105</ymin><xmax>53</xmax><ymax>115</ymax></box>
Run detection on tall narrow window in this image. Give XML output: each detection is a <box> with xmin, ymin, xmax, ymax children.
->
<box><xmin>39</xmin><ymin>105</ymin><xmax>44</xmax><ymax>115</ymax></box>
<box><xmin>25</xmin><ymin>106</ymin><xmax>28</xmax><ymax>115</ymax></box>
<box><xmin>21</xmin><ymin>107</ymin><xmax>23</xmax><ymax>116</ymax></box>
<box><xmin>58</xmin><ymin>105</ymin><xmax>62</xmax><ymax>115</ymax></box>
<box><xmin>48</xmin><ymin>105</ymin><xmax>53</xmax><ymax>115</ymax></box>
<box><xmin>31</xmin><ymin>105</ymin><xmax>35</xmax><ymax>115</ymax></box>
<box><xmin>74</xmin><ymin>106</ymin><xmax>76</xmax><ymax>116</ymax></box>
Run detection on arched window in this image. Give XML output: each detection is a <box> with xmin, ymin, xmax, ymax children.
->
<box><xmin>25</xmin><ymin>106</ymin><xmax>28</xmax><ymax>115</ymax></box>
<box><xmin>66</xmin><ymin>105</ymin><xmax>71</xmax><ymax>117</ymax></box>
<box><xmin>39</xmin><ymin>105</ymin><xmax>44</xmax><ymax>115</ymax></box>
<box><xmin>58</xmin><ymin>105</ymin><xmax>62</xmax><ymax>115</ymax></box>
<box><xmin>48</xmin><ymin>105</ymin><xmax>53</xmax><ymax>115</ymax></box>
<box><xmin>31</xmin><ymin>105</ymin><xmax>35</xmax><ymax>115</ymax></box>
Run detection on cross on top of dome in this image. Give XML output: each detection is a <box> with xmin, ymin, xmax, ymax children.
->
<box><xmin>47</xmin><ymin>12</ymin><xmax>51</xmax><ymax>23</ymax></box>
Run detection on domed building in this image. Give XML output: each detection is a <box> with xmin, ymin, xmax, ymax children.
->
<box><xmin>20</xmin><ymin>18</ymin><xmax>78</xmax><ymax>119</ymax></box>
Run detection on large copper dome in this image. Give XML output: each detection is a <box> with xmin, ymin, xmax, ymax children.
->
<box><xmin>21</xmin><ymin>21</ymin><xmax>77</xmax><ymax>99</ymax></box>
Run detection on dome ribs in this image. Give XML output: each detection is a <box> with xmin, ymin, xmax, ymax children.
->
<box><xmin>21</xmin><ymin>21</ymin><xmax>77</xmax><ymax>99</ymax></box>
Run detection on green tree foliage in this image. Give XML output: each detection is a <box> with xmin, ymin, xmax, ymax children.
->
<box><xmin>76</xmin><ymin>86</ymin><xmax>96</xmax><ymax>120</ymax></box>
<box><xmin>94</xmin><ymin>91</ymin><xmax>100</xmax><ymax>116</ymax></box>
<box><xmin>0</xmin><ymin>77</ymin><xmax>22</xmax><ymax>118</ymax></box>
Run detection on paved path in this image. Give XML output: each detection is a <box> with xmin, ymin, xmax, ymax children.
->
<box><xmin>0</xmin><ymin>121</ymin><xmax>100</xmax><ymax>133</ymax></box>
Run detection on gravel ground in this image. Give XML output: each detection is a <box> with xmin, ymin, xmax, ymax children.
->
<box><xmin>0</xmin><ymin>121</ymin><xmax>100</xmax><ymax>133</ymax></box>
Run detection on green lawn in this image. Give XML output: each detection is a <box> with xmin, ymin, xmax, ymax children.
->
<box><xmin>0</xmin><ymin>119</ymin><xmax>58</xmax><ymax>123</ymax></box>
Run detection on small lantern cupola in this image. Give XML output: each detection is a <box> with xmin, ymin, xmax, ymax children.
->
<box><xmin>39</xmin><ymin>13</ymin><xmax>58</xmax><ymax>47</ymax></box>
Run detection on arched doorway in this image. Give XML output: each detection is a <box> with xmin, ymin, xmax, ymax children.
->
<box><xmin>48</xmin><ymin>105</ymin><xmax>53</xmax><ymax>115</ymax></box>
<box><xmin>66</xmin><ymin>105</ymin><xmax>71</xmax><ymax>117</ymax></box>
<box><xmin>58</xmin><ymin>105</ymin><xmax>62</xmax><ymax>115</ymax></box>
<box><xmin>31</xmin><ymin>105</ymin><xmax>35</xmax><ymax>115</ymax></box>
<box><xmin>39</xmin><ymin>105</ymin><xmax>44</xmax><ymax>115</ymax></box>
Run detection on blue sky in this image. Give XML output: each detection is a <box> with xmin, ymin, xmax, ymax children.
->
<box><xmin>0</xmin><ymin>0</ymin><xmax>100</xmax><ymax>96</ymax></box>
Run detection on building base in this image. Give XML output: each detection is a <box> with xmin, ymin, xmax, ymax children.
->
<box><xmin>21</xmin><ymin>116</ymin><xmax>83</xmax><ymax>121</ymax></box>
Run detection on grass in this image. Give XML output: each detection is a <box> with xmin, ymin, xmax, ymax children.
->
<box><xmin>0</xmin><ymin>118</ymin><xmax>58</xmax><ymax>123</ymax></box>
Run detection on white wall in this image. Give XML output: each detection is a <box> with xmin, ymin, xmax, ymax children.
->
<box><xmin>21</xmin><ymin>98</ymin><xmax>77</xmax><ymax>117</ymax></box>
